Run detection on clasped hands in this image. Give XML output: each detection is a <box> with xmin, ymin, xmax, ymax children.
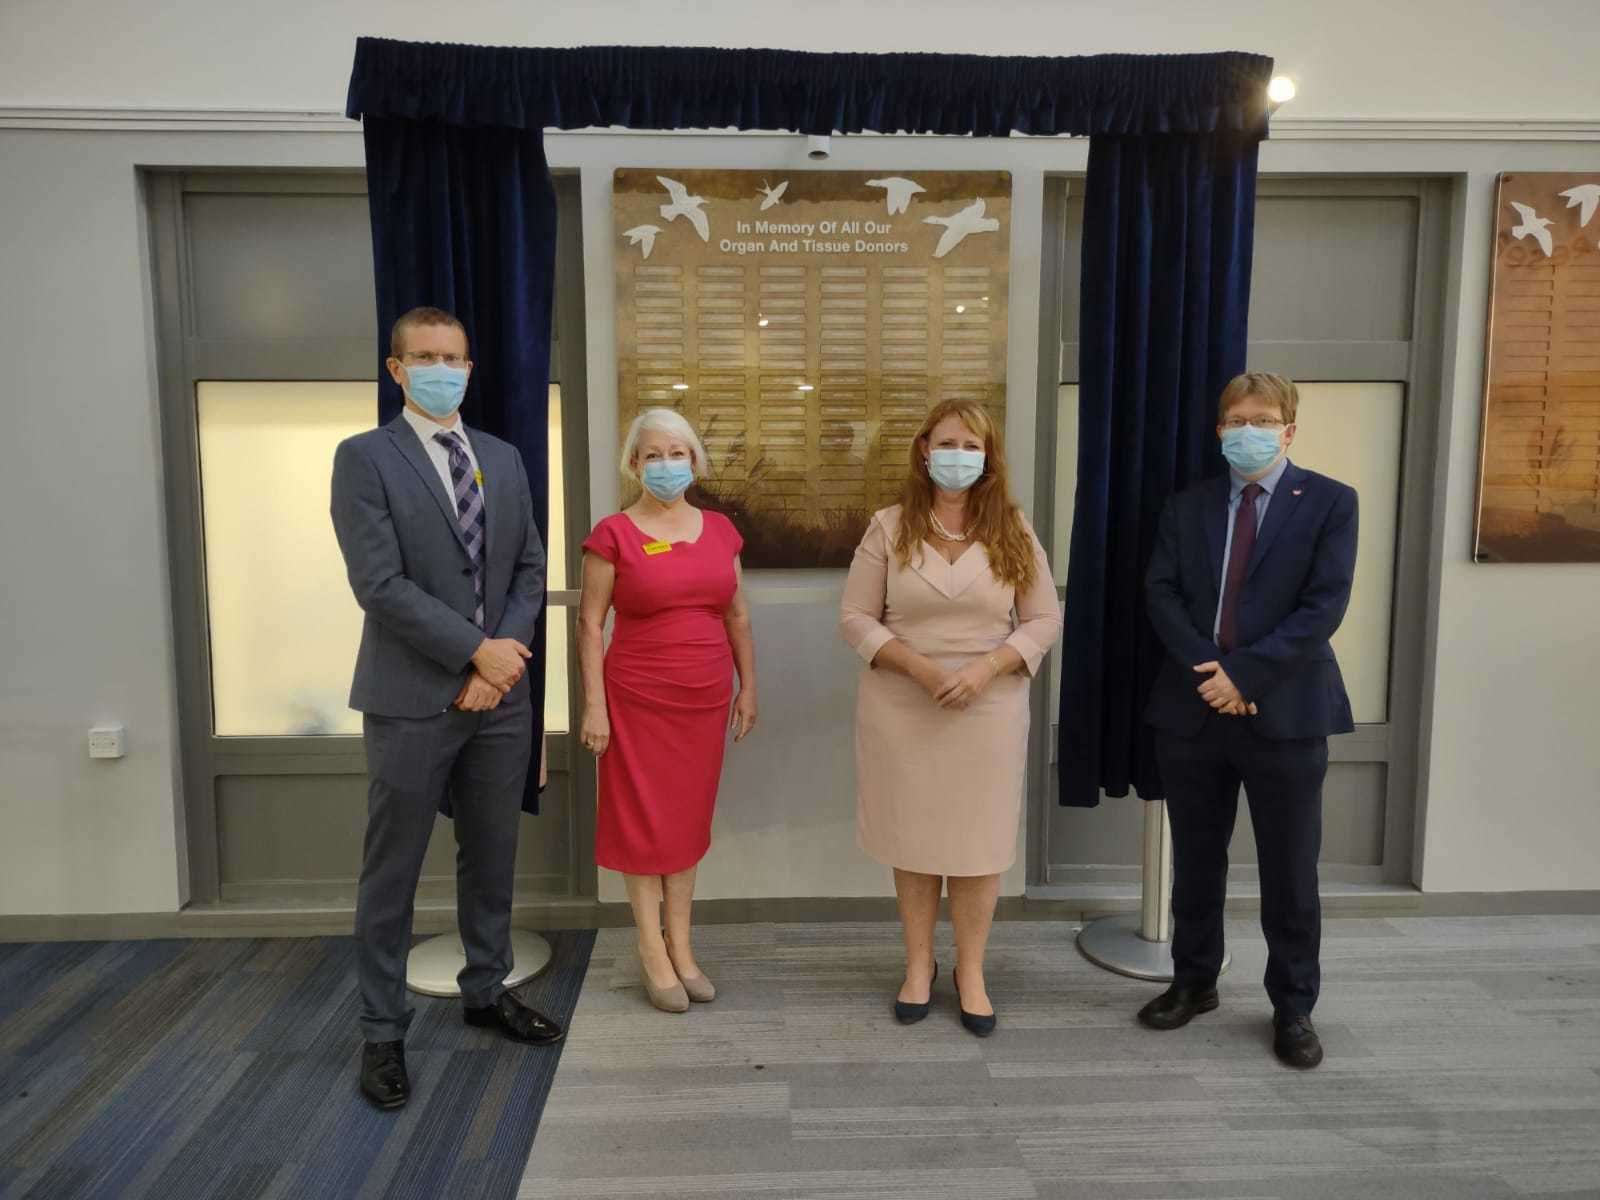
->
<box><xmin>454</xmin><ymin>637</ymin><xmax>533</xmax><ymax>712</ymax></box>
<box><xmin>1194</xmin><ymin>660</ymin><xmax>1258</xmax><ymax>717</ymax></box>
<box><xmin>916</xmin><ymin>656</ymin><xmax>1000</xmax><ymax>711</ymax></box>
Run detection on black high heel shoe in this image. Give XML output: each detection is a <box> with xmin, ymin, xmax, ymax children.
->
<box><xmin>954</xmin><ymin>966</ymin><xmax>997</xmax><ymax>1038</ymax></box>
<box><xmin>893</xmin><ymin>961</ymin><xmax>938</xmax><ymax>1025</ymax></box>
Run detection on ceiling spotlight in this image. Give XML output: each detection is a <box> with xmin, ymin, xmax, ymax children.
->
<box><xmin>758</xmin><ymin>317</ymin><xmax>770</xmax><ymax>327</ymax></box>
<box><xmin>955</xmin><ymin>304</ymin><xmax>966</xmax><ymax>314</ymax></box>
<box><xmin>1268</xmin><ymin>76</ymin><xmax>1297</xmax><ymax>105</ymax></box>
<box><xmin>797</xmin><ymin>383</ymin><xmax>814</xmax><ymax>392</ymax></box>
<box><xmin>672</xmin><ymin>382</ymin><xmax>689</xmax><ymax>391</ymax></box>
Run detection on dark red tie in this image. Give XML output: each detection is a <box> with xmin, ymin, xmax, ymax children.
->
<box><xmin>1217</xmin><ymin>483</ymin><xmax>1263</xmax><ymax>654</ymax></box>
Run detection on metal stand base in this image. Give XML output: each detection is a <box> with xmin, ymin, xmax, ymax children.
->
<box><xmin>405</xmin><ymin>930</ymin><xmax>554</xmax><ymax>998</ymax></box>
<box><xmin>1076</xmin><ymin>912</ymin><xmax>1231</xmax><ymax>982</ymax></box>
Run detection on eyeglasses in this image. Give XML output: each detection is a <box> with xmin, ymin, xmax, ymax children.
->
<box><xmin>1221</xmin><ymin>416</ymin><xmax>1288</xmax><ymax>430</ymax></box>
<box><xmin>400</xmin><ymin>351</ymin><xmax>470</xmax><ymax>367</ymax></box>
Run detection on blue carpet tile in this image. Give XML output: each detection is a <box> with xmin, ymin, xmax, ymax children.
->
<box><xmin>0</xmin><ymin>931</ymin><xmax>595</xmax><ymax>1200</ymax></box>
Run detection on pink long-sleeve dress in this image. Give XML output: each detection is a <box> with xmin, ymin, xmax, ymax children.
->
<box><xmin>840</xmin><ymin>505</ymin><xmax>1062</xmax><ymax>876</ymax></box>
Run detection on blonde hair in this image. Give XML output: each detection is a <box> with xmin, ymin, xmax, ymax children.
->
<box><xmin>1218</xmin><ymin>372</ymin><xmax>1299</xmax><ymax>424</ymax></box>
<box><xmin>619</xmin><ymin>407</ymin><xmax>711</xmax><ymax>481</ymax></box>
<box><xmin>894</xmin><ymin>399</ymin><xmax>1036</xmax><ymax>591</ymax></box>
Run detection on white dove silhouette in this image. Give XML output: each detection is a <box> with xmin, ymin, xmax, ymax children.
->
<box><xmin>1510</xmin><ymin>201</ymin><xmax>1554</xmax><ymax>258</ymax></box>
<box><xmin>758</xmin><ymin>179</ymin><xmax>789</xmax><ymax>211</ymax></box>
<box><xmin>623</xmin><ymin>224</ymin><xmax>662</xmax><ymax>260</ymax></box>
<box><xmin>657</xmin><ymin>175</ymin><xmax>710</xmax><ymax>242</ymax></box>
<box><xmin>923</xmin><ymin>198</ymin><xmax>1001</xmax><ymax>259</ymax></box>
<box><xmin>1560</xmin><ymin>184</ymin><xmax>1600</xmax><ymax>228</ymax></box>
<box><xmin>866</xmin><ymin>176</ymin><xmax>925</xmax><ymax>215</ymax></box>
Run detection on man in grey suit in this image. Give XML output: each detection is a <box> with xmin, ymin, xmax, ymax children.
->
<box><xmin>332</xmin><ymin>305</ymin><xmax>564</xmax><ymax>1111</ymax></box>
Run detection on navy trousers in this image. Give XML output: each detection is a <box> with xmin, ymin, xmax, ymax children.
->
<box><xmin>1157</xmin><ymin>715</ymin><xmax>1328</xmax><ymax>1018</ymax></box>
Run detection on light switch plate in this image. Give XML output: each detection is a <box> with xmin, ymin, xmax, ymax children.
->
<box><xmin>88</xmin><ymin>724</ymin><xmax>126</xmax><ymax>760</ymax></box>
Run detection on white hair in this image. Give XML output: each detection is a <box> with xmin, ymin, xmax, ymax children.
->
<box><xmin>619</xmin><ymin>407</ymin><xmax>711</xmax><ymax>481</ymax></box>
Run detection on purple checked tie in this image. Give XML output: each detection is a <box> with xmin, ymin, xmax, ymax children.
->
<box><xmin>1217</xmin><ymin>483</ymin><xmax>1263</xmax><ymax>654</ymax></box>
<box><xmin>435</xmin><ymin>431</ymin><xmax>486</xmax><ymax>627</ymax></box>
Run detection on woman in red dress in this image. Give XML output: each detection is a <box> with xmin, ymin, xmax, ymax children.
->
<box><xmin>577</xmin><ymin>408</ymin><xmax>758</xmax><ymax>1012</ymax></box>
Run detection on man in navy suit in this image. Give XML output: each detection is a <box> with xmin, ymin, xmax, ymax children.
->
<box><xmin>1138</xmin><ymin>372</ymin><xmax>1358</xmax><ymax>1069</ymax></box>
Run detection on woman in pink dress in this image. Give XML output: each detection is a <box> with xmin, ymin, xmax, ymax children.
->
<box><xmin>840</xmin><ymin>399</ymin><xmax>1061</xmax><ymax>1037</ymax></box>
<box><xmin>578</xmin><ymin>408</ymin><xmax>758</xmax><ymax>1013</ymax></box>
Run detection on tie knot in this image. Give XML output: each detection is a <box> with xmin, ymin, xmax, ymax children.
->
<box><xmin>1241</xmin><ymin>482</ymin><xmax>1264</xmax><ymax>503</ymax></box>
<box><xmin>433</xmin><ymin>430</ymin><xmax>465</xmax><ymax>455</ymax></box>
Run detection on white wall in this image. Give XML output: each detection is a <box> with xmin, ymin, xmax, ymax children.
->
<box><xmin>567</xmin><ymin>132</ymin><xmax>1049</xmax><ymax>902</ymax></box>
<box><xmin>1420</xmin><ymin>168</ymin><xmax>1600</xmax><ymax>893</ymax></box>
<box><xmin>2</xmin><ymin>0</ymin><xmax>1596</xmax><ymax>122</ymax></box>
<box><xmin>0</xmin><ymin>2</ymin><xmax>1596</xmax><ymax>914</ymax></box>
<box><xmin>1253</xmin><ymin>140</ymin><xmax>1600</xmax><ymax>893</ymax></box>
<box><xmin>0</xmin><ymin>130</ymin><xmax>365</xmax><ymax>914</ymax></box>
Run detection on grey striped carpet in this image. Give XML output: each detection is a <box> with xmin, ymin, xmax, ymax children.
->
<box><xmin>521</xmin><ymin>917</ymin><xmax>1600</xmax><ymax>1199</ymax></box>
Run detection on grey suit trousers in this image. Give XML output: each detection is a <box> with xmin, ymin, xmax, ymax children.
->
<box><xmin>355</xmin><ymin>682</ymin><xmax>532</xmax><ymax>1043</ymax></box>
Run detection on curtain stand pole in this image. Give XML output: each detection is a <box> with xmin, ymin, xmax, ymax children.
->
<box><xmin>406</xmin><ymin>930</ymin><xmax>554</xmax><ymax>997</ymax></box>
<box><xmin>1075</xmin><ymin>799</ymin><xmax>1232</xmax><ymax>981</ymax></box>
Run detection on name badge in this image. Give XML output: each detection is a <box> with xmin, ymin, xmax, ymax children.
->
<box><xmin>642</xmin><ymin>540</ymin><xmax>673</xmax><ymax>556</ymax></box>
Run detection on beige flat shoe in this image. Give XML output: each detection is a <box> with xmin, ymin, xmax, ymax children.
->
<box><xmin>679</xmin><ymin>971</ymin><xmax>716</xmax><ymax>1004</ymax></box>
<box><xmin>639</xmin><ymin>957</ymin><xmax>689</xmax><ymax>1013</ymax></box>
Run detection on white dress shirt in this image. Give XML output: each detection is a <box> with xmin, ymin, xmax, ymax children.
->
<box><xmin>402</xmin><ymin>405</ymin><xmax>483</xmax><ymax>511</ymax></box>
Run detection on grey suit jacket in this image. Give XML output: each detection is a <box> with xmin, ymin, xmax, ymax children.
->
<box><xmin>330</xmin><ymin>415</ymin><xmax>546</xmax><ymax>718</ymax></box>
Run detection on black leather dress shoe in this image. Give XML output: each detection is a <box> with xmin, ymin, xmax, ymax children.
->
<box><xmin>464</xmin><ymin>992</ymin><xmax>566</xmax><ymax>1045</ymax></box>
<box><xmin>360</xmin><ymin>1039</ymin><xmax>409</xmax><ymax>1110</ymax></box>
<box><xmin>1137</xmin><ymin>985</ymin><xmax>1219</xmax><ymax>1031</ymax></box>
<box><xmin>1273</xmin><ymin>1014</ymin><xmax>1324</xmax><ymax>1069</ymax></box>
<box><xmin>893</xmin><ymin>961</ymin><xmax>938</xmax><ymax>1025</ymax></box>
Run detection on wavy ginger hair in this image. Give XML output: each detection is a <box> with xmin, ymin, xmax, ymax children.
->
<box><xmin>894</xmin><ymin>399</ymin><xmax>1036</xmax><ymax>591</ymax></box>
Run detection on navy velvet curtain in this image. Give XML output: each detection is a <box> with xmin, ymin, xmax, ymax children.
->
<box><xmin>346</xmin><ymin>39</ymin><xmax>1272</xmax><ymax>819</ymax></box>
<box><xmin>360</xmin><ymin>116</ymin><xmax>556</xmax><ymax>814</ymax></box>
<box><xmin>1056</xmin><ymin>132</ymin><xmax>1261</xmax><ymax>808</ymax></box>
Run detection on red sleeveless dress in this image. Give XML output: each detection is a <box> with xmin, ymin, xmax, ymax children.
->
<box><xmin>583</xmin><ymin>510</ymin><xmax>742</xmax><ymax>875</ymax></box>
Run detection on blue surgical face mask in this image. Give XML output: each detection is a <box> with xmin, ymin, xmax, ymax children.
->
<box><xmin>928</xmin><ymin>448</ymin><xmax>986</xmax><ymax>492</ymax></box>
<box><xmin>641</xmin><ymin>458</ymin><xmax>695</xmax><ymax>502</ymax></box>
<box><xmin>404</xmin><ymin>362</ymin><xmax>469</xmax><ymax>419</ymax></box>
<box><xmin>1219</xmin><ymin>425</ymin><xmax>1283</xmax><ymax>475</ymax></box>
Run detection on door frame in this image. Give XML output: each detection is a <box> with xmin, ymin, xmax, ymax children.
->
<box><xmin>1027</xmin><ymin>173</ymin><xmax>1455</xmax><ymax>889</ymax></box>
<box><xmin>148</xmin><ymin>169</ymin><xmax>593</xmax><ymax>906</ymax></box>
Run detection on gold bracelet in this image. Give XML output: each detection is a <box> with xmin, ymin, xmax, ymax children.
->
<box><xmin>985</xmin><ymin>652</ymin><xmax>1002</xmax><ymax>678</ymax></box>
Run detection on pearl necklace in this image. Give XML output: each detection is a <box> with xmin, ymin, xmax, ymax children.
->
<box><xmin>929</xmin><ymin>510</ymin><xmax>969</xmax><ymax>542</ymax></box>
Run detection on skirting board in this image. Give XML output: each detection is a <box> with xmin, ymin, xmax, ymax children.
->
<box><xmin>2</xmin><ymin>888</ymin><xmax>1598</xmax><ymax>942</ymax></box>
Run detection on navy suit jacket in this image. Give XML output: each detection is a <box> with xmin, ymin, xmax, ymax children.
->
<box><xmin>1144</xmin><ymin>460</ymin><xmax>1358</xmax><ymax>740</ymax></box>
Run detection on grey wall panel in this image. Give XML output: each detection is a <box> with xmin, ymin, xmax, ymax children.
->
<box><xmin>185</xmin><ymin>193</ymin><xmax>376</xmax><ymax>343</ymax></box>
<box><xmin>1230</xmin><ymin>761</ymin><xmax>1388</xmax><ymax>869</ymax></box>
<box><xmin>215</xmin><ymin>773</ymin><xmax>573</xmax><ymax>895</ymax></box>
<box><xmin>1047</xmin><ymin>758</ymin><xmax>1386</xmax><ymax>871</ymax></box>
<box><xmin>1247</xmin><ymin>195</ymin><xmax>1419</xmax><ymax>346</ymax></box>
<box><xmin>1057</xmin><ymin>185</ymin><xmax>1422</xmax><ymax>353</ymax></box>
<box><xmin>1058</xmin><ymin>191</ymin><xmax>1420</xmax><ymax>385</ymax></box>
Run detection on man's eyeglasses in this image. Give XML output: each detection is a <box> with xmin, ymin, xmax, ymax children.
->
<box><xmin>400</xmin><ymin>351</ymin><xmax>470</xmax><ymax>367</ymax></box>
<box><xmin>1220</xmin><ymin>416</ymin><xmax>1287</xmax><ymax>430</ymax></box>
